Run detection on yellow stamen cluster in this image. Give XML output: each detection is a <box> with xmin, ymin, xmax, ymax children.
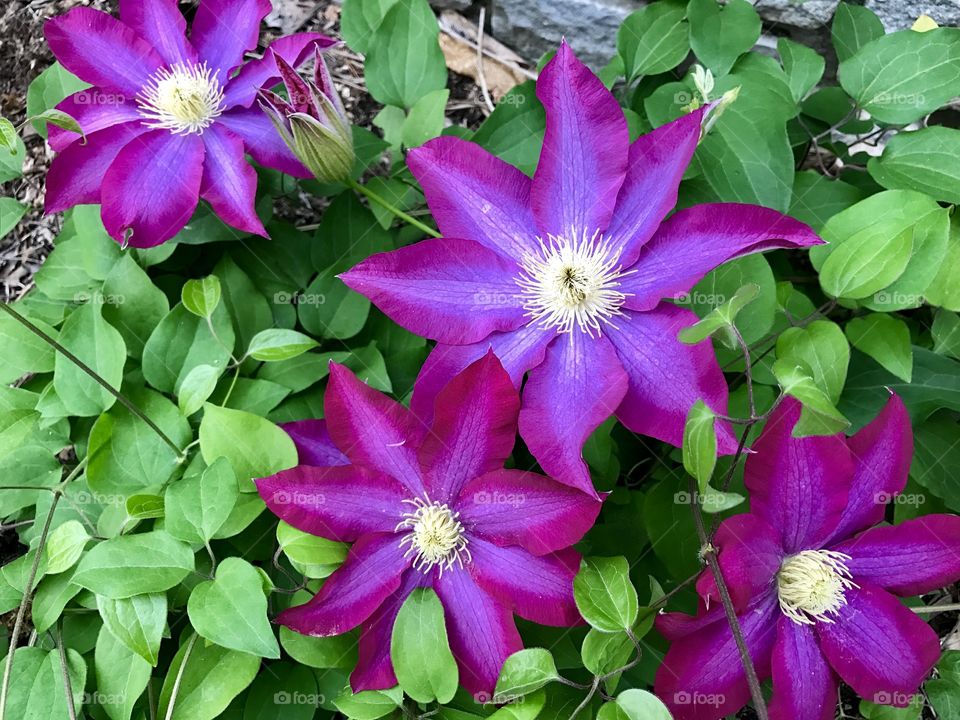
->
<box><xmin>777</xmin><ymin>549</ymin><xmax>858</xmax><ymax>625</ymax></box>
<box><xmin>396</xmin><ymin>497</ymin><xmax>471</xmax><ymax>575</ymax></box>
<box><xmin>137</xmin><ymin>62</ymin><xmax>224</xmax><ymax>135</ymax></box>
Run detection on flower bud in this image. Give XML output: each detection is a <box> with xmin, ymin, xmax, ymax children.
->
<box><xmin>259</xmin><ymin>48</ymin><xmax>354</xmax><ymax>184</ymax></box>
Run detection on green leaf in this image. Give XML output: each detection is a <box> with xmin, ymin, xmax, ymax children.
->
<box><xmin>778</xmin><ymin>37</ymin><xmax>825</xmax><ymax>102</ymax></box>
<box><xmin>54</xmin><ymin>301</ymin><xmax>126</xmax><ymax>416</ymax></box>
<box><xmin>0</xmin><ymin>302</ymin><xmax>57</xmax><ymax>383</ymax></box>
<box><xmin>488</xmin><ymin>691</ymin><xmax>546</xmax><ymax>719</ymax></box>
<box><xmin>926</xmin><ymin>216</ymin><xmax>960</xmax><ymax>311</ymax></box>
<box><xmin>31</xmin><ymin>108</ymin><xmax>83</xmax><ymax>138</ymax></box>
<box><xmin>277</xmin><ymin>521</ymin><xmax>347</xmax><ymax>578</ymax></box>
<box><xmin>101</xmin><ymin>253</ymin><xmax>170</xmax><ymax>358</ymax></box>
<box><xmin>0</xmin><ymin>647</ymin><xmax>86</xmax><ymax>720</ymax></box>
<box><xmin>142</xmin><ymin>302</ymin><xmax>235</xmax><ymax>394</ymax></box>
<box><xmin>869</xmin><ymin>127</ymin><xmax>960</xmax><ymax>205</ymax></box>
<box><xmin>839</xmin><ymin>28</ymin><xmax>960</xmax><ymax>124</ymax></box>
<box><xmin>688</xmin><ymin>0</ymin><xmax>760</xmax><ymax>77</ymax></box>
<box><xmin>87</xmin><ymin>385</ymin><xmax>191</xmax><ymax>496</ymax></box>
<box><xmin>682</xmin><ymin>400</ymin><xmax>717</xmax><ymax>493</ymax></box>
<box><xmin>157</xmin><ymin>635</ymin><xmax>261</xmax><ymax>720</ymax></box>
<box><xmin>199</xmin><ymin>403</ymin><xmax>297</xmax><ymax>490</ymax></box>
<box><xmin>298</xmin><ymin>270</ymin><xmax>371</xmax><ymax>340</ymax></box>
<box><xmin>126</xmin><ymin>493</ymin><xmax>164</xmax><ymax>519</ymax></box>
<box><xmin>772</xmin><ymin>359</ymin><xmax>850</xmax><ymax>436</ymax></box>
<box><xmin>280</xmin><ymin>625</ymin><xmax>357</xmax><ymax>669</ymax></box>
<box><xmin>390</xmin><ymin>588</ymin><xmax>458</xmax><ymax>703</ymax></box>
<box><xmin>472</xmin><ymin>81</ymin><xmax>546</xmax><ymax>176</ymax></box>
<box><xmin>494</xmin><ymin>648</ymin><xmax>559</xmax><ymax>698</ymax></box>
<box><xmin>581</xmin><ymin>628</ymin><xmax>634</xmax><ymax>677</ymax></box>
<box><xmin>364</xmin><ymin>0</ymin><xmax>447</xmax><ymax>108</ymax></box>
<box><xmin>0</xmin><ymin>197</ymin><xmax>27</xmax><ymax>241</ymax></box>
<box><xmin>341</xmin><ymin>0</ymin><xmax>401</xmax><ymax>54</ymax></box>
<box><xmin>182</xmin><ymin>276</ymin><xmax>222</xmax><ymax>318</ymax></box>
<box><xmin>45</xmin><ymin>519</ymin><xmax>89</xmax><ymax>574</ymax></box>
<box><xmin>0</xmin><ymin>116</ymin><xmax>18</xmax><ymax>153</ymax></box>
<box><xmin>97</xmin><ymin>592</ymin><xmax>167</xmax><ymax>665</ymax></box>
<box><xmin>845</xmin><ymin>314</ymin><xmax>913</xmax><ymax>382</ymax></box>
<box><xmin>188</xmin><ymin>557</ymin><xmax>280</xmax><ymax>658</ymax></box>
<box><xmin>679</xmin><ymin>282</ymin><xmax>760</xmax><ymax>345</ymax></box>
<box><xmin>776</xmin><ymin>320</ymin><xmax>850</xmax><ymax>403</ymax></box>
<box><xmin>242</xmin><ymin>661</ymin><xmax>320</xmax><ymax>720</ymax></box>
<box><xmin>788</xmin><ymin>171</ymin><xmax>866</xmax><ymax>231</ymax></box>
<box><xmin>912</xmin><ymin>414</ymin><xmax>960</xmax><ymax>513</ymax></box>
<box><xmin>597</xmin><ymin>689</ymin><xmax>672</xmax><ymax>720</ymax></box>
<box><xmin>178</xmin><ymin>364</ymin><xmax>222</xmax><ymax>416</ymax></box>
<box><xmin>166</xmin><ymin>457</ymin><xmax>239</xmax><ymax>544</ymax></box>
<box><xmin>95</xmin><ymin>624</ymin><xmax>152</xmax><ymax>720</ymax></box>
<box><xmin>933</xmin><ymin>310</ymin><xmax>960</xmax><ymax>359</ymax></box>
<box><xmin>401</xmin><ymin>88</ymin><xmax>449</xmax><ymax>148</ymax></box>
<box><xmin>246</xmin><ymin>328</ymin><xmax>319</xmax><ymax>362</ymax></box>
<box><xmin>832</xmin><ymin>2</ymin><xmax>885</xmax><ymax>62</ymax></box>
<box><xmin>573</xmin><ymin>557</ymin><xmax>639</xmax><ymax>633</ymax></box>
<box><xmin>927</xmin><ymin>678</ymin><xmax>960</xmax><ymax>720</ymax></box>
<box><xmin>25</xmin><ymin>61</ymin><xmax>88</xmax><ymax>138</ymax></box>
<box><xmin>31</xmin><ymin>569</ymin><xmax>81</xmax><ymax>633</ymax></box>
<box><xmin>618</xmin><ymin>1</ymin><xmax>689</xmax><ymax>81</ymax></box>
<box><xmin>333</xmin><ymin>686</ymin><xmax>403</xmax><ymax>719</ymax></box>
<box><xmin>73</xmin><ymin>531</ymin><xmax>195</xmax><ymax>598</ymax></box>
<box><xmin>820</xmin><ymin>224</ymin><xmax>913</xmax><ymax>300</ymax></box>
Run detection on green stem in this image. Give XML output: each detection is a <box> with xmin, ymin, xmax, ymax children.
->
<box><xmin>54</xmin><ymin>623</ymin><xmax>77</xmax><ymax>720</ymax></box>
<box><xmin>347</xmin><ymin>178</ymin><xmax>440</xmax><ymax>238</ymax></box>
<box><xmin>914</xmin><ymin>602</ymin><xmax>960</xmax><ymax>614</ymax></box>
<box><xmin>0</xmin><ymin>303</ymin><xmax>185</xmax><ymax>459</ymax></box>
<box><xmin>164</xmin><ymin>634</ymin><xmax>198</xmax><ymax>720</ymax></box>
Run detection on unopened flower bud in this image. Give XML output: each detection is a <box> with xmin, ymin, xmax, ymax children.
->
<box><xmin>259</xmin><ymin>48</ymin><xmax>354</xmax><ymax>184</ymax></box>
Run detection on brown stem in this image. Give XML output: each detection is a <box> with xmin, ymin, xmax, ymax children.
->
<box><xmin>689</xmin><ymin>476</ymin><xmax>769</xmax><ymax>720</ymax></box>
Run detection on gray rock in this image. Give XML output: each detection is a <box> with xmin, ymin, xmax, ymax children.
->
<box><xmin>753</xmin><ymin>0</ymin><xmax>841</xmax><ymax>30</ymax></box>
<box><xmin>864</xmin><ymin>0</ymin><xmax>960</xmax><ymax>30</ymax></box>
<box><xmin>491</xmin><ymin>0</ymin><xmax>641</xmax><ymax>68</ymax></box>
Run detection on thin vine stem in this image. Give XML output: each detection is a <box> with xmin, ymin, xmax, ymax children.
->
<box><xmin>0</xmin><ymin>303</ymin><xmax>185</xmax><ymax>458</ymax></box>
<box><xmin>913</xmin><ymin>602</ymin><xmax>960</xmax><ymax>614</ymax></box>
<box><xmin>164</xmin><ymin>633</ymin><xmax>199</xmax><ymax>720</ymax></box>
<box><xmin>54</xmin><ymin>623</ymin><xmax>77</xmax><ymax>720</ymax></box>
<box><xmin>347</xmin><ymin>177</ymin><xmax>441</xmax><ymax>238</ymax></box>
<box><xmin>689</xmin><ymin>476</ymin><xmax>769</xmax><ymax>720</ymax></box>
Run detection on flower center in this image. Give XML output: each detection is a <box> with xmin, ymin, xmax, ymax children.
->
<box><xmin>396</xmin><ymin>497</ymin><xmax>470</xmax><ymax>575</ymax></box>
<box><xmin>776</xmin><ymin>550</ymin><xmax>858</xmax><ymax>625</ymax></box>
<box><xmin>137</xmin><ymin>62</ymin><xmax>225</xmax><ymax>135</ymax></box>
<box><xmin>516</xmin><ymin>229</ymin><xmax>632</xmax><ymax>336</ymax></box>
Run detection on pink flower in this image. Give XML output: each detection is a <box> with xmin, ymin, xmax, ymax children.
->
<box><xmin>655</xmin><ymin>395</ymin><xmax>960</xmax><ymax>720</ymax></box>
<box><xmin>43</xmin><ymin>0</ymin><xmax>335</xmax><ymax>247</ymax></box>
<box><xmin>256</xmin><ymin>354</ymin><xmax>603</xmax><ymax>695</ymax></box>
<box><xmin>340</xmin><ymin>42</ymin><xmax>823</xmax><ymax>498</ymax></box>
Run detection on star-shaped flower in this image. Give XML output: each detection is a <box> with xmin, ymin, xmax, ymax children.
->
<box><xmin>340</xmin><ymin>41</ymin><xmax>823</xmax><ymax>497</ymax></box>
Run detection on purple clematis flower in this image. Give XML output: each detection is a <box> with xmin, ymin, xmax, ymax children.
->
<box><xmin>43</xmin><ymin>0</ymin><xmax>335</xmax><ymax>247</ymax></box>
<box><xmin>340</xmin><ymin>42</ymin><xmax>823</xmax><ymax>498</ymax></box>
<box><xmin>256</xmin><ymin>353</ymin><xmax>602</xmax><ymax>695</ymax></box>
<box><xmin>655</xmin><ymin>395</ymin><xmax>960</xmax><ymax>720</ymax></box>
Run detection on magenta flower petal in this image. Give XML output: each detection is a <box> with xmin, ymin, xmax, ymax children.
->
<box><xmin>434</xmin><ymin>568</ymin><xmax>523</xmax><ymax>696</ymax></box>
<box><xmin>48</xmin><ymin>91</ymin><xmax>142</xmax><ymax>153</ymax></box>
<box><xmin>468</xmin><ymin>539</ymin><xmax>581</xmax><ymax>626</ymax></box>
<box><xmin>324</xmin><ymin>363</ymin><xmax>426</xmax><ymax>495</ymax></box>
<box><xmin>44</xmin><ymin>7</ymin><xmax>164</xmax><ymax>95</ymax></box>
<box><xmin>744</xmin><ymin>398</ymin><xmax>852</xmax><ymax>553</ymax></box>
<box><xmin>352</xmin><ymin>570</ymin><xmax>427</xmax><ymax>692</ymax></box>
<box><xmin>827</xmin><ymin>393</ymin><xmax>913</xmax><ymax>542</ymax></box>
<box><xmin>518</xmin><ymin>333</ymin><xmax>628</xmax><ymax>497</ymax></box>
<box><xmin>457</xmin><ymin>469</ymin><xmax>602</xmax><ymax>555</ymax></box>
<box><xmin>45</xmin><ymin>122</ymin><xmax>148</xmax><ymax>213</ymax></box>
<box><xmin>189</xmin><ymin>0</ymin><xmax>271</xmax><ymax>81</ymax></box>
<box><xmin>655</xmin><ymin>593</ymin><xmax>779</xmax><ymax>720</ymax></box>
<box><xmin>833</xmin><ymin>515</ymin><xmax>960</xmax><ymax>596</ymax></box>
<box><xmin>217</xmin><ymin>105</ymin><xmax>312</xmax><ymax>177</ymax></box>
<box><xmin>340</xmin><ymin>239</ymin><xmax>527</xmax><ymax>345</ymax></box>
<box><xmin>199</xmin><ymin>124</ymin><xmax>267</xmax><ymax>237</ymax></box>
<box><xmin>607</xmin><ymin>304</ymin><xmax>738</xmax><ymax>454</ymax></box>
<box><xmin>277</xmin><ymin>533</ymin><xmax>410</xmax><ymax>636</ymax></box>
<box><xmin>418</xmin><ymin>353</ymin><xmax>519</xmax><ymax>504</ymax></box>
<box><xmin>119</xmin><ymin>0</ymin><xmax>195</xmax><ymax>65</ymax></box>
<box><xmin>410</xmin><ymin>327</ymin><xmax>554</xmax><ymax>426</ymax></box>
<box><xmin>816</xmin><ymin>583</ymin><xmax>940</xmax><ymax>705</ymax></box>
<box><xmin>256</xmin><ymin>466</ymin><xmax>407</xmax><ymax>542</ymax></box>
<box><xmin>621</xmin><ymin>204</ymin><xmax>823</xmax><ymax>312</ymax></box>
<box><xmin>697</xmin><ymin>514</ymin><xmax>783</xmax><ymax>613</ymax></box>
<box><xmin>531</xmin><ymin>41</ymin><xmax>628</xmax><ymax>238</ymax></box>
<box><xmin>223</xmin><ymin>33</ymin><xmax>336</xmax><ymax>109</ymax></box>
<box><xmin>406</xmin><ymin>136</ymin><xmax>540</xmax><ymax>260</ymax></box>
<box><xmin>769</xmin><ymin>618</ymin><xmax>837</xmax><ymax>720</ymax></box>
<box><xmin>101</xmin><ymin>129</ymin><xmax>204</xmax><ymax>247</ymax></box>
<box><xmin>282</xmin><ymin>419</ymin><xmax>349</xmax><ymax>467</ymax></box>
<box><xmin>608</xmin><ymin>107</ymin><xmax>707</xmax><ymax>267</ymax></box>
